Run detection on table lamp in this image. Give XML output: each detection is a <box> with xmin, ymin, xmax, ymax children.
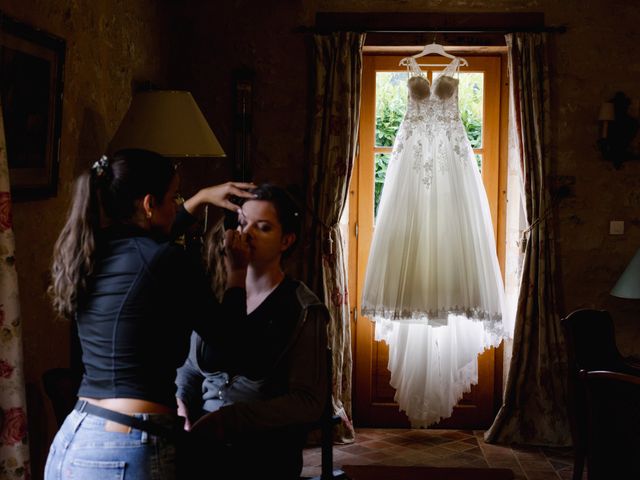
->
<box><xmin>109</xmin><ymin>90</ymin><xmax>225</xmax><ymax>157</ymax></box>
<box><xmin>611</xmin><ymin>248</ymin><xmax>640</xmax><ymax>299</ymax></box>
<box><xmin>108</xmin><ymin>90</ymin><xmax>226</xmax><ymax>236</ymax></box>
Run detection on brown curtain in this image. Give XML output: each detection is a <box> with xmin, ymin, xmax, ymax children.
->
<box><xmin>484</xmin><ymin>32</ymin><xmax>571</xmax><ymax>446</ymax></box>
<box><xmin>304</xmin><ymin>31</ymin><xmax>365</xmax><ymax>443</ymax></box>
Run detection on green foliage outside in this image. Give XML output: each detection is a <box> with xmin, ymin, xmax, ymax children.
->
<box><xmin>374</xmin><ymin>71</ymin><xmax>484</xmax><ymax>215</ymax></box>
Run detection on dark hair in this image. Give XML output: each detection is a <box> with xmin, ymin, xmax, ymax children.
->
<box><xmin>49</xmin><ymin>149</ymin><xmax>176</xmax><ymax>319</ymax></box>
<box><xmin>243</xmin><ymin>183</ymin><xmax>302</xmax><ymax>259</ymax></box>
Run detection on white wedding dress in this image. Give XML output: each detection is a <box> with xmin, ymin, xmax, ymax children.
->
<box><xmin>361</xmin><ymin>57</ymin><xmax>508</xmax><ymax>427</ymax></box>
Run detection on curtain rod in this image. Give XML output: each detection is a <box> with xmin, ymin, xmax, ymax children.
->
<box><xmin>296</xmin><ymin>25</ymin><xmax>567</xmax><ymax>34</ymax></box>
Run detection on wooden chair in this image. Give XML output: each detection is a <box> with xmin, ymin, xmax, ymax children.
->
<box><xmin>304</xmin><ymin>348</ymin><xmax>348</xmax><ymax>480</ymax></box>
<box><xmin>561</xmin><ymin>309</ymin><xmax>640</xmax><ymax>480</ymax></box>
<box><xmin>580</xmin><ymin>370</ymin><xmax>640</xmax><ymax>479</ymax></box>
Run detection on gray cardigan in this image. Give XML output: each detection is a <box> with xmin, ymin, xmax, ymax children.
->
<box><xmin>175</xmin><ymin>280</ymin><xmax>329</xmax><ymax>439</ymax></box>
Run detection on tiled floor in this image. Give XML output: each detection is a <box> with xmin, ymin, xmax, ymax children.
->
<box><xmin>302</xmin><ymin>429</ymin><xmax>584</xmax><ymax>480</ymax></box>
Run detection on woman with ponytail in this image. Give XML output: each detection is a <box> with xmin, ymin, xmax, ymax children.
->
<box><xmin>45</xmin><ymin>149</ymin><xmax>255</xmax><ymax>480</ymax></box>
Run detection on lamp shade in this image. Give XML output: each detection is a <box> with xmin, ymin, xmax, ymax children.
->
<box><xmin>611</xmin><ymin>248</ymin><xmax>640</xmax><ymax>299</ymax></box>
<box><xmin>108</xmin><ymin>90</ymin><xmax>225</xmax><ymax>157</ymax></box>
<box><xmin>598</xmin><ymin>102</ymin><xmax>615</xmax><ymax>122</ymax></box>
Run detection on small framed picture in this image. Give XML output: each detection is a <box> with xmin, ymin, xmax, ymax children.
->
<box><xmin>0</xmin><ymin>13</ymin><xmax>65</xmax><ymax>199</ymax></box>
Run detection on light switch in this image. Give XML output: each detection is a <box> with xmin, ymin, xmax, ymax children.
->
<box><xmin>610</xmin><ymin>220</ymin><xmax>625</xmax><ymax>235</ymax></box>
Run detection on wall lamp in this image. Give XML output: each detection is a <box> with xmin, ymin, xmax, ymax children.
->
<box><xmin>597</xmin><ymin>91</ymin><xmax>639</xmax><ymax>169</ymax></box>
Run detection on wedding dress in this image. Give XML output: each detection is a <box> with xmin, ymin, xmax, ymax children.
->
<box><xmin>361</xmin><ymin>56</ymin><xmax>508</xmax><ymax>427</ymax></box>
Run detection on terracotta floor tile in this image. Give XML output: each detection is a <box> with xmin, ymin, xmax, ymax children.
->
<box><xmin>440</xmin><ymin>441</ymin><xmax>479</xmax><ymax>453</ymax></box>
<box><xmin>549</xmin><ymin>459</ymin><xmax>573</xmax><ymax>470</ymax></box>
<box><xmin>300</xmin><ymin>428</ymin><xmax>581</xmax><ymax>479</ymax></box>
<box><xmin>518</xmin><ymin>459</ymin><xmax>556</xmax><ymax>471</ymax></box>
<box><xmin>440</xmin><ymin>430</ymin><xmax>474</xmax><ymax>440</ymax></box>
<box><xmin>338</xmin><ymin>443</ymin><xmax>375</xmax><ymax>455</ymax></box>
<box><xmin>484</xmin><ymin>453</ymin><xmax>519</xmax><ymax>464</ymax></box>
<box><xmin>525</xmin><ymin>471</ymin><xmax>561</xmax><ymax>480</ymax></box>
<box><xmin>423</xmin><ymin>445</ymin><xmax>459</xmax><ymax>457</ymax></box>
<box><xmin>486</xmin><ymin>459</ymin><xmax>523</xmax><ymax>470</ymax></box>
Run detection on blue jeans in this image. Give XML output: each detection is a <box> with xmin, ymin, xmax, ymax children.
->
<box><xmin>44</xmin><ymin>408</ymin><xmax>177</xmax><ymax>480</ymax></box>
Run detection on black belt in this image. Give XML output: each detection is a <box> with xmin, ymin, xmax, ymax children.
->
<box><xmin>74</xmin><ymin>400</ymin><xmax>181</xmax><ymax>440</ymax></box>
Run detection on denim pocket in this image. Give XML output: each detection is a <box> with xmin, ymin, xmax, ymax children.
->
<box><xmin>70</xmin><ymin>459</ymin><xmax>126</xmax><ymax>480</ymax></box>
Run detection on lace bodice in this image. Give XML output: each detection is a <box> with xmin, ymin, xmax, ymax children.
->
<box><xmin>404</xmin><ymin>57</ymin><xmax>462</xmax><ymax>127</ymax></box>
<box><xmin>391</xmin><ymin>56</ymin><xmax>470</xmax><ymax>189</ymax></box>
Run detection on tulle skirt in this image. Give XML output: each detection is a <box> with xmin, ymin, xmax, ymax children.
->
<box><xmin>375</xmin><ymin>315</ymin><xmax>503</xmax><ymax>427</ymax></box>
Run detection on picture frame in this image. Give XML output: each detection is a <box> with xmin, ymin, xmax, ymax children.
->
<box><xmin>0</xmin><ymin>12</ymin><xmax>65</xmax><ymax>199</ymax></box>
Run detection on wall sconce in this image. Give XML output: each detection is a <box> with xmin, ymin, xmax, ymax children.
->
<box><xmin>597</xmin><ymin>91</ymin><xmax>639</xmax><ymax>169</ymax></box>
<box><xmin>598</xmin><ymin>102</ymin><xmax>615</xmax><ymax>139</ymax></box>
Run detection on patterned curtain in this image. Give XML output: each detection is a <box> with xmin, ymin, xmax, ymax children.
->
<box><xmin>484</xmin><ymin>33</ymin><xmax>570</xmax><ymax>446</ymax></box>
<box><xmin>304</xmin><ymin>31</ymin><xmax>365</xmax><ymax>443</ymax></box>
<box><xmin>0</xmin><ymin>103</ymin><xmax>30</xmax><ymax>476</ymax></box>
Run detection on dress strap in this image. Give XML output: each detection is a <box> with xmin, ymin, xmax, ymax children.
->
<box><xmin>444</xmin><ymin>57</ymin><xmax>463</xmax><ymax>78</ymax></box>
<box><xmin>401</xmin><ymin>57</ymin><xmax>427</xmax><ymax>79</ymax></box>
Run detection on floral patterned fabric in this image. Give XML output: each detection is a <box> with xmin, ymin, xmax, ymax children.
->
<box><xmin>484</xmin><ymin>33</ymin><xmax>570</xmax><ymax>446</ymax></box>
<box><xmin>0</xmin><ymin>103</ymin><xmax>31</xmax><ymax>477</ymax></box>
<box><xmin>303</xmin><ymin>31</ymin><xmax>365</xmax><ymax>443</ymax></box>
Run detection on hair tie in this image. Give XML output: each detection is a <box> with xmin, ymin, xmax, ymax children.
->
<box><xmin>91</xmin><ymin>155</ymin><xmax>112</xmax><ymax>182</ymax></box>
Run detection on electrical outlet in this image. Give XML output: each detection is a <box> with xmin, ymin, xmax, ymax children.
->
<box><xmin>610</xmin><ymin>220</ymin><xmax>625</xmax><ymax>235</ymax></box>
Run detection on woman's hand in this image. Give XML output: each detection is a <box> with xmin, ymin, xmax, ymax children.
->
<box><xmin>183</xmin><ymin>181</ymin><xmax>256</xmax><ymax>215</ymax></box>
<box><xmin>224</xmin><ymin>229</ymin><xmax>250</xmax><ymax>288</ymax></box>
<box><xmin>176</xmin><ymin>397</ymin><xmax>192</xmax><ymax>431</ymax></box>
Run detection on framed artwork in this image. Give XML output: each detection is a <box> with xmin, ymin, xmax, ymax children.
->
<box><xmin>0</xmin><ymin>13</ymin><xmax>65</xmax><ymax>199</ymax></box>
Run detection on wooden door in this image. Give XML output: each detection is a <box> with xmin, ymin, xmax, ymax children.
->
<box><xmin>349</xmin><ymin>54</ymin><xmax>508</xmax><ymax>428</ymax></box>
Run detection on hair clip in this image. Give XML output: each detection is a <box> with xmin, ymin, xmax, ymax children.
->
<box><xmin>91</xmin><ymin>155</ymin><xmax>112</xmax><ymax>180</ymax></box>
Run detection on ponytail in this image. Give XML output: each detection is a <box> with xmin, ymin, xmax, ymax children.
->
<box><xmin>49</xmin><ymin>149</ymin><xmax>175</xmax><ymax>319</ymax></box>
<box><xmin>49</xmin><ymin>171</ymin><xmax>101</xmax><ymax>319</ymax></box>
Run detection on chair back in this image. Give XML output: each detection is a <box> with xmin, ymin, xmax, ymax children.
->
<box><xmin>581</xmin><ymin>370</ymin><xmax>640</xmax><ymax>479</ymax></box>
<box><xmin>561</xmin><ymin>309</ymin><xmax>640</xmax><ymax>480</ymax></box>
<box><xmin>561</xmin><ymin>309</ymin><xmax>626</xmax><ymax>373</ymax></box>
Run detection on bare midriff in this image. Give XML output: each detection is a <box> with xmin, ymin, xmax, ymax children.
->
<box><xmin>79</xmin><ymin>397</ymin><xmax>174</xmax><ymax>415</ymax></box>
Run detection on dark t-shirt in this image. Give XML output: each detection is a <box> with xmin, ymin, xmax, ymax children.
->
<box><xmin>76</xmin><ymin>213</ymin><xmax>245</xmax><ymax>408</ymax></box>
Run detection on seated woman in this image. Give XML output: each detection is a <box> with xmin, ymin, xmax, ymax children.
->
<box><xmin>175</xmin><ymin>183</ymin><xmax>329</xmax><ymax>479</ymax></box>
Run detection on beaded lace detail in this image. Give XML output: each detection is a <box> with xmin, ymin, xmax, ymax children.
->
<box><xmin>394</xmin><ymin>57</ymin><xmax>468</xmax><ymax>188</ymax></box>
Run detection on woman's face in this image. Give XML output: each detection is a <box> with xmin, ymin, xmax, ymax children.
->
<box><xmin>238</xmin><ymin>200</ymin><xmax>294</xmax><ymax>267</ymax></box>
<box><xmin>149</xmin><ymin>174</ymin><xmax>180</xmax><ymax>235</ymax></box>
